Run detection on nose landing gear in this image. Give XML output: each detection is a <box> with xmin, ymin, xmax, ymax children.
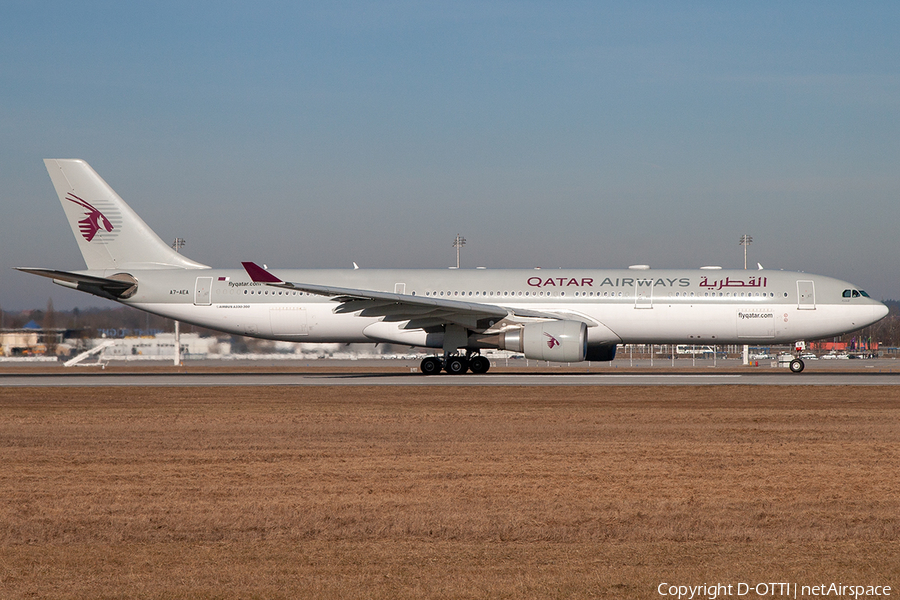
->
<box><xmin>789</xmin><ymin>341</ymin><xmax>806</xmax><ymax>373</ymax></box>
<box><xmin>789</xmin><ymin>358</ymin><xmax>805</xmax><ymax>373</ymax></box>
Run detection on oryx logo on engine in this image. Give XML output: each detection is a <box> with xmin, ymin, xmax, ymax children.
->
<box><xmin>66</xmin><ymin>193</ymin><xmax>116</xmax><ymax>242</ymax></box>
<box><xmin>544</xmin><ymin>332</ymin><xmax>560</xmax><ymax>349</ymax></box>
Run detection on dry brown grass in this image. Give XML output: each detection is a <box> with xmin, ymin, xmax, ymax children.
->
<box><xmin>1</xmin><ymin>385</ymin><xmax>899</xmax><ymax>599</ymax></box>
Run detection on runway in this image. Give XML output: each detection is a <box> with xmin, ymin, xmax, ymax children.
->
<box><xmin>2</xmin><ymin>370</ymin><xmax>900</xmax><ymax>386</ymax></box>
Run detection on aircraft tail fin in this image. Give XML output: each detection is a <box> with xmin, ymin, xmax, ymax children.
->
<box><xmin>44</xmin><ymin>159</ymin><xmax>209</xmax><ymax>271</ymax></box>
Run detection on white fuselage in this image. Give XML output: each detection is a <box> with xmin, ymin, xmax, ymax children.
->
<box><xmin>105</xmin><ymin>267</ymin><xmax>887</xmax><ymax>347</ymax></box>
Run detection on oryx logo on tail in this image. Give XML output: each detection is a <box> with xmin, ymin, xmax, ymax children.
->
<box><xmin>66</xmin><ymin>193</ymin><xmax>114</xmax><ymax>241</ymax></box>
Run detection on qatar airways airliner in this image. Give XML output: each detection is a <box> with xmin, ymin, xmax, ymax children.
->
<box><xmin>17</xmin><ymin>159</ymin><xmax>888</xmax><ymax>374</ymax></box>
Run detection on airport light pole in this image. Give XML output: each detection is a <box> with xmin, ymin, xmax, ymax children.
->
<box><xmin>453</xmin><ymin>234</ymin><xmax>466</xmax><ymax>269</ymax></box>
<box><xmin>739</xmin><ymin>235</ymin><xmax>752</xmax><ymax>270</ymax></box>
<box><xmin>172</xmin><ymin>238</ymin><xmax>185</xmax><ymax>367</ymax></box>
<box><xmin>739</xmin><ymin>235</ymin><xmax>752</xmax><ymax>365</ymax></box>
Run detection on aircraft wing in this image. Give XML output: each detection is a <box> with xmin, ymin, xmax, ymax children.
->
<box><xmin>242</xmin><ymin>262</ymin><xmax>564</xmax><ymax>331</ymax></box>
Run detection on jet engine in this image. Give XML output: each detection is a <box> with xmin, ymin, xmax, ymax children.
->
<box><xmin>489</xmin><ymin>320</ymin><xmax>588</xmax><ymax>362</ymax></box>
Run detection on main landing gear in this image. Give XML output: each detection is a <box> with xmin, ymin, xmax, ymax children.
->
<box><xmin>469</xmin><ymin>355</ymin><xmax>490</xmax><ymax>374</ymax></box>
<box><xmin>420</xmin><ymin>356</ymin><xmax>443</xmax><ymax>375</ymax></box>
<box><xmin>420</xmin><ymin>353</ymin><xmax>491</xmax><ymax>375</ymax></box>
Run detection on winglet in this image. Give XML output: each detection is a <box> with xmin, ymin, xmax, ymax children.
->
<box><xmin>241</xmin><ymin>261</ymin><xmax>283</xmax><ymax>283</ymax></box>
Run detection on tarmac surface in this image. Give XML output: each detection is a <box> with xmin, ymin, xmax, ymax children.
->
<box><xmin>1</xmin><ymin>365</ymin><xmax>900</xmax><ymax>386</ymax></box>
<box><xmin>1</xmin><ymin>356</ymin><xmax>898</xmax><ymax>386</ymax></box>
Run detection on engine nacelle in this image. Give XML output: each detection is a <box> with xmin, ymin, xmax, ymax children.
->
<box><xmin>497</xmin><ymin>321</ymin><xmax>587</xmax><ymax>362</ymax></box>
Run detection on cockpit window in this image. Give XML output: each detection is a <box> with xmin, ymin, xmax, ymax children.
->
<box><xmin>843</xmin><ymin>290</ymin><xmax>852</xmax><ymax>298</ymax></box>
<box><xmin>860</xmin><ymin>290</ymin><xmax>870</xmax><ymax>297</ymax></box>
<box><xmin>852</xmin><ymin>290</ymin><xmax>861</xmax><ymax>298</ymax></box>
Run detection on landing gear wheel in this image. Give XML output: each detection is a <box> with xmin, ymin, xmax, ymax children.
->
<box><xmin>469</xmin><ymin>355</ymin><xmax>490</xmax><ymax>374</ymax></box>
<box><xmin>420</xmin><ymin>356</ymin><xmax>443</xmax><ymax>375</ymax></box>
<box><xmin>445</xmin><ymin>357</ymin><xmax>469</xmax><ymax>375</ymax></box>
<box><xmin>789</xmin><ymin>358</ymin><xmax>805</xmax><ymax>373</ymax></box>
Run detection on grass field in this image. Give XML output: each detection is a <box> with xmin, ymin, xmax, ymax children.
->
<box><xmin>1</xmin><ymin>385</ymin><xmax>898</xmax><ymax>599</ymax></box>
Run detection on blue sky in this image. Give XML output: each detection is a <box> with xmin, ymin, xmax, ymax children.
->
<box><xmin>2</xmin><ymin>1</ymin><xmax>899</xmax><ymax>310</ymax></box>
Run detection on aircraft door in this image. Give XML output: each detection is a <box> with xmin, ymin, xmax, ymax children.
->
<box><xmin>194</xmin><ymin>277</ymin><xmax>212</xmax><ymax>306</ymax></box>
<box><xmin>634</xmin><ymin>281</ymin><xmax>653</xmax><ymax>309</ymax></box>
<box><xmin>797</xmin><ymin>280</ymin><xmax>815</xmax><ymax>310</ymax></box>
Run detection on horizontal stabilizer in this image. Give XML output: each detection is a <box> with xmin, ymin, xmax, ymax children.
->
<box><xmin>15</xmin><ymin>267</ymin><xmax>138</xmax><ymax>300</ymax></box>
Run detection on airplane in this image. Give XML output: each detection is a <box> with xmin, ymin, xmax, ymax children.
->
<box><xmin>17</xmin><ymin>159</ymin><xmax>889</xmax><ymax>374</ymax></box>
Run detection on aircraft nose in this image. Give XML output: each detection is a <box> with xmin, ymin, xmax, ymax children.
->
<box><xmin>875</xmin><ymin>301</ymin><xmax>890</xmax><ymax>321</ymax></box>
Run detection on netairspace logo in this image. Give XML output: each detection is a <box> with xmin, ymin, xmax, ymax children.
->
<box><xmin>657</xmin><ymin>582</ymin><xmax>892</xmax><ymax>599</ymax></box>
